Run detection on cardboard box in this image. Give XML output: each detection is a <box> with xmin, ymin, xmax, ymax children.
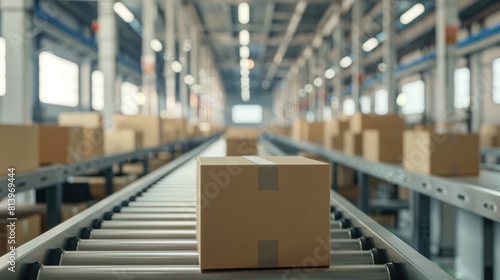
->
<box><xmin>480</xmin><ymin>124</ymin><xmax>500</xmax><ymax>148</ymax></box>
<box><xmin>325</xmin><ymin>135</ymin><xmax>344</xmax><ymax>150</ymax></box>
<box><xmin>362</xmin><ymin>129</ymin><xmax>403</xmax><ymax>163</ymax></box>
<box><xmin>104</xmin><ymin>130</ymin><xmax>143</xmax><ymax>154</ymax></box>
<box><xmin>161</xmin><ymin>118</ymin><xmax>187</xmax><ymax>143</ymax></box>
<box><xmin>113</xmin><ymin>115</ymin><xmax>161</xmax><ymax>148</ymax></box>
<box><xmin>403</xmin><ymin>130</ymin><xmax>480</xmax><ymax>176</ymax></box>
<box><xmin>71</xmin><ymin>175</ymin><xmax>136</xmax><ymax>200</ymax></box>
<box><xmin>343</xmin><ymin>132</ymin><xmax>363</xmax><ymax>156</ymax></box>
<box><xmin>226</xmin><ymin>139</ymin><xmax>258</xmax><ymax>156</ymax></box>
<box><xmin>350</xmin><ymin>113</ymin><xmax>406</xmax><ymax>134</ymax></box>
<box><xmin>0</xmin><ymin>212</ymin><xmax>41</xmax><ymax>255</ymax></box>
<box><xmin>298</xmin><ymin>152</ymin><xmax>353</xmax><ymax>187</ymax></box>
<box><xmin>292</xmin><ymin>119</ymin><xmax>307</xmax><ymax>142</ymax></box>
<box><xmin>41</xmin><ymin>126</ymin><xmax>103</xmax><ymax>161</ymax></box>
<box><xmin>226</xmin><ymin>128</ymin><xmax>260</xmax><ymax>139</ymax></box>
<box><xmin>0</xmin><ymin>125</ymin><xmax>39</xmax><ymax>176</ymax></box>
<box><xmin>324</xmin><ymin>119</ymin><xmax>350</xmax><ymax>148</ymax></box>
<box><xmin>303</xmin><ymin>121</ymin><xmax>326</xmax><ymax>145</ymax></box>
<box><xmin>197</xmin><ymin>156</ymin><xmax>331</xmax><ymax>270</ymax></box>
<box><xmin>58</xmin><ymin>112</ymin><xmax>103</xmax><ymax>128</ymax></box>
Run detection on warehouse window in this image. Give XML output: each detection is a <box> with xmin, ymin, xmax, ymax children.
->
<box><xmin>343</xmin><ymin>98</ymin><xmax>355</xmax><ymax>116</ymax></box>
<box><xmin>374</xmin><ymin>89</ymin><xmax>388</xmax><ymax>115</ymax></box>
<box><xmin>121</xmin><ymin>81</ymin><xmax>140</xmax><ymax>115</ymax></box>
<box><xmin>360</xmin><ymin>95</ymin><xmax>371</xmax><ymax>114</ymax></box>
<box><xmin>401</xmin><ymin>80</ymin><xmax>425</xmax><ymax>115</ymax></box>
<box><xmin>39</xmin><ymin>52</ymin><xmax>79</xmax><ymax>107</ymax></box>
<box><xmin>92</xmin><ymin>70</ymin><xmax>104</xmax><ymax>110</ymax></box>
<box><xmin>454</xmin><ymin>67</ymin><xmax>470</xmax><ymax>109</ymax></box>
<box><xmin>493</xmin><ymin>58</ymin><xmax>500</xmax><ymax>104</ymax></box>
<box><xmin>232</xmin><ymin>104</ymin><xmax>262</xmax><ymax>124</ymax></box>
<box><xmin>0</xmin><ymin>37</ymin><xmax>5</xmax><ymax>96</ymax></box>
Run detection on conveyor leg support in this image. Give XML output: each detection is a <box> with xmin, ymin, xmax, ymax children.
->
<box><xmin>331</xmin><ymin>162</ymin><xmax>338</xmax><ymax>192</ymax></box>
<box><xmin>142</xmin><ymin>158</ymin><xmax>149</xmax><ymax>177</ymax></box>
<box><xmin>412</xmin><ymin>192</ymin><xmax>430</xmax><ymax>258</ymax></box>
<box><xmin>46</xmin><ymin>183</ymin><xmax>62</xmax><ymax>229</ymax></box>
<box><xmin>104</xmin><ymin>167</ymin><xmax>114</xmax><ymax>196</ymax></box>
<box><xmin>357</xmin><ymin>172</ymin><xmax>370</xmax><ymax>213</ymax></box>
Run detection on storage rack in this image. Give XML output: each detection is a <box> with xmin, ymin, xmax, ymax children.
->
<box><xmin>0</xmin><ymin>137</ymin><xmax>453</xmax><ymax>280</ymax></box>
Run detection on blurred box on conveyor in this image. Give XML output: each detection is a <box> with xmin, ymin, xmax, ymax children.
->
<box><xmin>403</xmin><ymin>130</ymin><xmax>480</xmax><ymax>176</ymax></box>
<box><xmin>58</xmin><ymin>112</ymin><xmax>103</xmax><ymax>128</ymax></box>
<box><xmin>58</xmin><ymin>112</ymin><xmax>105</xmax><ymax>159</ymax></box>
<box><xmin>0</xmin><ymin>124</ymin><xmax>39</xmax><ymax>176</ymax></box>
<box><xmin>104</xmin><ymin>129</ymin><xmax>143</xmax><ymax>154</ymax></box>
<box><xmin>71</xmin><ymin>175</ymin><xmax>136</xmax><ymax>200</ymax></box>
<box><xmin>343</xmin><ymin>131</ymin><xmax>363</xmax><ymax>156</ymax></box>
<box><xmin>161</xmin><ymin>118</ymin><xmax>187</xmax><ymax>143</ymax></box>
<box><xmin>0</xmin><ymin>212</ymin><xmax>41</xmax><ymax>255</ymax></box>
<box><xmin>324</xmin><ymin>118</ymin><xmax>350</xmax><ymax>150</ymax></box>
<box><xmin>480</xmin><ymin>124</ymin><xmax>500</xmax><ymax>147</ymax></box>
<box><xmin>197</xmin><ymin>156</ymin><xmax>331</xmax><ymax>270</ymax></box>
<box><xmin>350</xmin><ymin>113</ymin><xmax>406</xmax><ymax>134</ymax></box>
<box><xmin>302</xmin><ymin>121</ymin><xmax>326</xmax><ymax>145</ymax></box>
<box><xmin>225</xmin><ymin>128</ymin><xmax>259</xmax><ymax>156</ymax></box>
<box><xmin>40</xmin><ymin>124</ymin><xmax>104</xmax><ymax>163</ymax></box>
<box><xmin>291</xmin><ymin>119</ymin><xmax>307</xmax><ymax>142</ymax></box>
<box><xmin>363</xmin><ymin>129</ymin><xmax>404</xmax><ymax>163</ymax></box>
<box><xmin>263</xmin><ymin>125</ymin><xmax>291</xmax><ymax>137</ymax></box>
<box><xmin>113</xmin><ymin>115</ymin><xmax>161</xmax><ymax>148</ymax></box>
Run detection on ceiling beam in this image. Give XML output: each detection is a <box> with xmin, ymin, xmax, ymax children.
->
<box><xmin>258</xmin><ymin>2</ymin><xmax>276</xmax><ymax>64</ymax></box>
<box><xmin>184</xmin><ymin>0</ymin><xmax>332</xmax><ymax>4</ymax></box>
<box><xmin>204</xmin><ymin>32</ymin><xmax>312</xmax><ymax>46</ymax></box>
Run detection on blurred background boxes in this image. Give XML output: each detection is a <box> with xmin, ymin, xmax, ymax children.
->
<box><xmin>104</xmin><ymin>130</ymin><xmax>143</xmax><ymax>154</ymax></box>
<box><xmin>480</xmin><ymin>124</ymin><xmax>500</xmax><ymax>147</ymax></box>
<box><xmin>225</xmin><ymin>128</ymin><xmax>259</xmax><ymax>156</ymax></box>
<box><xmin>71</xmin><ymin>175</ymin><xmax>137</xmax><ymax>200</ymax></box>
<box><xmin>343</xmin><ymin>132</ymin><xmax>363</xmax><ymax>156</ymax></box>
<box><xmin>0</xmin><ymin>212</ymin><xmax>41</xmax><ymax>255</ymax></box>
<box><xmin>363</xmin><ymin>129</ymin><xmax>404</xmax><ymax>163</ymax></box>
<box><xmin>39</xmin><ymin>125</ymin><xmax>84</xmax><ymax>164</ymax></box>
<box><xmin>350</xmin><ymin>113</ymin><xmax>406</xmax><ymax>134</ymax></box>
<box><xmin>0</xmin><ymin>125</ymin><xmax>39</xmax><ymax>176</ymax></box>
<box><xmin>113</xmin><ymin>115</ymin><xmax>161</xmax><ymax>148</ymax></box>
<box><xmin>302</xmin><ymin>121</ymin><xmax>325</xmax><ymax>145</ymax></box>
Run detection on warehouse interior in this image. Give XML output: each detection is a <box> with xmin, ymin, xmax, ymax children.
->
<box><xmin>0</xmin><ymin>0</ymin><xmax>500</xmax><ymax>279</ymax></box>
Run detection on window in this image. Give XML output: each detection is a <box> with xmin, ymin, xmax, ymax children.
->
<box><xmin>232</xmin><ymin>104</ymin><xmax>263</xmax><ymax>124</ymax></box>
<box><xmin>342</xmin><ymin>98</ymin><xmax>355</xmax><ymax>116</ymax></box>
<box><xmin>360</xmin><ymin>95</ymin><xmax>371</xmax><ymax>114</ymax></box>
<box><xmin>374</xmin><ymin>89</ymin><xmax>388</xmax><ymax>115</ymax></box>
<box><xmin>454</xmin><ymin>67</ymin><xmax>470</xmax><ymax>109</ymax></box>
<box><xmin>92</xmin><ymin>70</ymin><xmax>104</xmax><ymax>110</ymax></box>
<box><xmin>493</xmin><ymin>58</ymin><xmax>500</xmax><ymax>104</ymax></box>
<box><xmin>401</xmin><ymin>80</ymin><xmax>425</xmax><ymax>115</ymax></box>
<box><xmin>39</xmin><ymin>52</ymin><xmax>79</xmax><ymax>106</ymax></box>
<box><xmin>0</xmin><ymin>37</ymin><xmax>5</xmax><ymax>96</ymax></box>
<box><xmin>121</xmin><ymin>81</ymin><xmax>139</xmax><ymax>115</ymax></box>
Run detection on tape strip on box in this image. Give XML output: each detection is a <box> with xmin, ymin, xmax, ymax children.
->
<box><xmin>243</xmin><ymin>156</ymin><xmax>278</xmax><ymax>191</ymax></box>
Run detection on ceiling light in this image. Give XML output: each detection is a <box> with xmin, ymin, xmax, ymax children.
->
<box><xmin>248</xmin><ymin>59</ymin><xmax>255</xmax><ymax>69</ymax></box>
<box><xmin>273</xmin><ymin>54</ymin><xmax>282</xmax><ymax>64</ymax></box>
<box><xmin>324</xmin><ymin>68</ymin><xmax>336</xmax><ymax>79</ymax></box>
<box><xmin>340</xmin><ymin>56</ymin><xmax>352</xmax><ymax>68</ymax></box>
<box><xmin>113</xmin><ymin>2</ymin><xmax>134</xmax><ymax>23</ymax></box>
<box><xmin>304</xmin><ymin>83</ymin><xmax>313</xmax><ymax>93</ymax></box>
<box><xmin>171</xmin><ymin>60</ymin><xmax>183</xmax><ymax>73</ymax></box>
<box><xmin>150</xmin><ymin>39</ymin><xmax>163</xmax><ymax>52</ymax></box>
<box><xmin>397</xmin><ymin>93</ymin><xmax>408</xmax><ymax>107</ymax></box>
<box><xmin>239</xmin><ymin>29</ymin><xmax>250</xmax><ymax>45</ymax></box>
<box><xmin>184</xmin><ymin>74</ymin><xmax>195</xmax><ymax>85</ymax></box>
<box><xmin>313</xmin><ymin>77</ymin><xmax>323</xmax><ymax>87</ymax></box>
<box><xmin>378</xmin><ymin>62</ymin><xmax>387</xmax><ymax>72</ymax></box>
<box><xmin>242</xmin><ymin>90</ymin><xmax>250</xmax><ymax>101</ymax></box>
<box><xmin>240</xmin><ymin>46</ymin><xmax>250</xmax><ymax>58</ymax></box>
<box><xmin>240</xmin><ymin>58</ymin><xmax>248</xmax><ymax>68</ymax></box>
<box><xmin>242</xmin><ymin>83</ymin><xmax>250</xmax><ymax>90</ymax></box>
<box><xmin>240</xmin><ymin>68</ymin><xmax>249</xmax><ymax>76</ymax></box>
<box><xmin>362</xmin><ymin>37</ymin><xmax>379</xmax><ymax>52</ymax></box>
<box><xmin>241</xmin><ymin>76</ymin><xmax>250</xmax><ymax>83</ymax></box>
<box><xmin>183</xmin><ymin>39</ymin><xmax>192</xmax><ymax>52</ymax></box>
<box><xmin>400</xmin><ymin>3</ymin><xmax>425</xmax><ymax>25</ymax></box>
<box><xmin>261</xmin><ymin>80</ymin><xmax>270</xmax><ymax>90</ymax></box>
<box><xmin>238</xmin><ymin>2</ymin><xmax>250</xmax><ymax>24</ymax></box>
<box><xmin>298</xmin><ymin>88</ymin><xmax>306</xmax><ymax>98</ymax></box>
<box><xmin>134</xmin><ymin>92</ymin><xmax>146</xmax><ymax>105</ymax></box>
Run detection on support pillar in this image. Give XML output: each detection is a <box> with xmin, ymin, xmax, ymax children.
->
<box><xmin>98</xmin><ymin>0</ymin><xmax>117</xmax><ymax>128</ymax></box>
<box><xmin>383</xmin><ymin>0</ymin><xmax>397</xmax><ymax>113</ymax></box>
<box><xmin>165</xmin><ymin>0</ymin><xmax>177</xmax><ymax>117</ymax></box>
<box><xmin>141</xmin><ymin>0</ymin><xmax>158</xmax><ymax>115</ymax></box>
<box><xmin>178</xmin><ymin>3</ymin><xmax>189</xmax><ymax>119</ymax></box>
<box><xmin>80</xmin><ymin>56</ymin><xmax>92</xmax><ymax>111</ymax></box>
<box><xmin>333</xmin><ymin>9</ymin><xmax>343</xmax><ymax>117</ymax></box>
<box><xmin>470</xmin><ymin>52</ymin><xmax>482</xmax><ymax>132</ymax></box>
<box><xmin>351</xmin><ymin>0</ymin><xmax>363</xmax><ymax>112</ymax></box>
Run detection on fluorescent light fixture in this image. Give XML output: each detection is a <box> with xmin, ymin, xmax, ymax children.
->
<box><xmin>324</xmin><ymin>68</ymin><xmax>336</xmax><ymax>79</ymax></box>
<box><xmin>240</xmin><ymin>46</ymin><xmax>250</xmax><ymax>58</ymax></box>
<box><xmin>238</xmin><ymin>2</ymin><xmax>250</xmax><ymax>24</ymax></box>
<box><xmin>240</xmin><ymin>68</ymin><xmax>249</xmax><ymax>76</ymax></box>
<box><xmin>298</xmin><ymin>88</ymin><xmax>306</xmax><ymax>98</ymax></box>
<box><xmin>150</xmin><ymin>39</ymin><xmax>163</xmax><ymax>52</ymax></box>
<box><xmin>184</xmin><ymin>74</ymin><xmax>195</xmax><ymax>85</ymax></box>
<box><xmin>113</xmin><ymin>2</ymin><xmax>134</xmax><ymax>23</ymax></box>
<box><xmin>241</xmin><ymin>77</ymin><xmax>250</xmax><ymax>83</ymax></box>
<box><xmin>273</xmin><ymin>54</ymin><xmax>282</xmax><ymax>64</ymax></box>
<box><xmin>242</xmin><ymin>83</ymin><xmax>250</xmax><ymax>90</ymax></box>
<box><xmin>400</xmin><ymin>3</ymin><xmax>425</xmax><ymax>25</ymax></box>
<box><xmin>239</xmin><ymin>29</ymin><xmax>250</xmax><ymax>45</ymax></box>
<box><xmin>304</xmin><ymin>83</ymin><xmax>313</xmax><ymax>93</ymax></box>
<box><xmin>134</xmin><ymin>92</ymin><xmax>146</xmax><ymax>105</ymax></box>
<box><xmin>171</xmin><ymin>60</ymin><xmax>183</xmax><ymax>73</ymax></box>
<box><xmin>313</xmin><ymin>77</ymin><xmax>323</xmax><ymax>87</ymax></box>
<box><xmin>340</xmin><ymin>56</ymin><xmax>352</xmax><ymax>68</ymax></box>
<box><xmin>242</xmin><ymin>90</ymin><xmax>250</xmax><ymax>101</ymax></box>
<box><xmin>362</xmin><ymin>37</ymin><xmax>379</xmax><ymax>52</ymax></box>
<box><xmin>397</xmin><ymin>93</ymin><xmax>408</xmax><ymax>107</ymax></box>
<box><xmin>240</xmin><ymin>58</ymin><xmax>249</xmax><ymax>68</ymax></box>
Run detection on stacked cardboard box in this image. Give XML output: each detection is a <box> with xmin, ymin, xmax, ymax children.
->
<box><xmin>39</xmin><ymin>125</ymin><xmax>85</xmax><ymax>164</ymax></box>
<box><xmin>302</xmin><ymin>121</ymin><xmax>326</xmax><ymax>145</ymax></box>
<box><xmin>0</xmin><ymin>212</ymin><xmax>42</xmax><ymax>255</ymax></box>
<box><xmin>225</xmin><ymin>128</ymin><xmax>259</xmax><ymax>156</ymax></box>
<box><xmin>362</xmin><ymin>129</ymin><xmax>404</xmax><ymax>162</ymax></box>
<box><xmin>161</xmin><ymin>118</ymin><xmax>187</xmax><ymax>143</ymax></box>
<box><xmin>403</xmin><ymin>130</ymin><xmax>480</xmax><ymax>176</ymax></box>
<box><xmin>71</xmin><ymin>175</ymin><xmax>137</xmax><ymax>200</ymax></box>
<box><xmin>58</xmin><ymin>112</ymin><xmax>105</xmax><ymax>159</ymax></box>
<box><xmin>0</xmin><ymin>125</ymin><xmax>39</xmax><ymax>175</ymax></box>
<box><xmin>197</xmin><ymin>156</ymin><xmax>330</xmax><ymax>270</ymax></box>
<box><xmin>104</xmin><ymin>129</ymin><xmax>143</xmax><ymax>154</ymax></box>
<box><xmin>324</xmin><ymin>118</ymin><xmax>349</xmax><ymax>150</ymax></box>
<box><xmin>480</xmin><ymin>124</ymin><xmax>500</xmax><ymax>147</ymax></box>
<box><xmin>298</xmin><ymin>152</ymin><xmax>355</xmax><ymax>187</ymax></box>
<box><xmin>113</xmin><ymin>115</ymin><xmax>161</xmax><ymax>148</ymax></box>
<box><xmin>291</xmin><ymin>119</ymin><xmax>307</xmax><ymax>142</ymax></box>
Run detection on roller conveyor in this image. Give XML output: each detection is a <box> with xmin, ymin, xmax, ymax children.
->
<box><xmin>0</xmin><ymin>138</ymin><xmax>454</xmax><ymax>280</ymax></box>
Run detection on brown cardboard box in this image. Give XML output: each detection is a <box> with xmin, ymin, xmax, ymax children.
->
<box><xmin>298</xmin><ymin>152</ymin><xmax>354</xmax><ymax>187</ymax></box>
<box><xmin>0</xmin><ymin>125</ymin><xmax>39</xmax><ymax>176</ymax></box>
<box><xmin>197</xmin><ymin>156</ymin><xmax>331</xmax><ymax>270</ymax></box>
<box><xmin>398</xmin><ymin>188</ymin><xmax>411</xmax><ymax>200</ymax></box>
<box><xmin>226</xmin><ymin>128</ymin><xmax>260</xmax><ymax>139</ymax></box>
<box><xmin>292</xmin><ymin>119</ymin><xmax>307</xmax><ymax>141</ymax></box>
<box><xmin>161</xmin><ymin>118</ymin><xmax>187</xmax><ymax>143</ymax></box>
<box><xmin>0</xmin><ymin>212</ymin><xmax>41</xmax><ymax>255</ymax></box>
<box><xmin>480</xmin><ymin>124</ymin><xmax>500</xmax><ymax>147</ymax></box>
<box><xmin>113</xmin><ymin>115</ymin><xmax>161</xmax><ymax>148</ymax></box>
<box><xmin>104</xmin><ymin>129</ymin><xmax>143</xmax><ymax>154</ymax></box>
<box><xmin>362</xmin><ymin>129</ymin><xmax>404</xmax><ymax>163</ymax></box>
<box><xmin>350</xmin><ymin>113</ymin><xmax>406</xmax><ymax>134</ymax></box>
<box><xmin>81</xmin><ymin>128</ymin><xmax>104</xmax><ymax>159</ymax></box>
<box><xmin>303</xmin><ymin>121</ymin><xmax>325</xmax><ymax>145</ymax></box>
<box><xmin>226</xmin><ymin>139</ymin><xmax>258</xmax><ymax>156</ymax></box>
<box><xmin>39</xmin><ymin>125</ymin><xmax>84</xmax><ymax>164</ymax></box>
<box><xmin>414</xmin><ymin>122</ymin><xmax>467</xmax><ymax>133</ymax></box>
<box><xmin>403</xmin><ymin>130</ymin><xmax>480</xmax><ymax>176</ymax></box>
<box><xmin>343</xmin><ymin>132</ymin><xmax>363</xmax><ymax>156</ymax></box>
<box><xmin>71</xmin><ymin>175</ymin><xmax>136</xmax><ymax>200</ymax></box>
<box><xmin>58</xmin><ymin>112</ymin><xmax>103</xmax><ymax>128</ymax></box>
<box><xmin>324</xmin><ymin>119</ymin><xmax>349</xmax><ymax>148</ymax></box>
